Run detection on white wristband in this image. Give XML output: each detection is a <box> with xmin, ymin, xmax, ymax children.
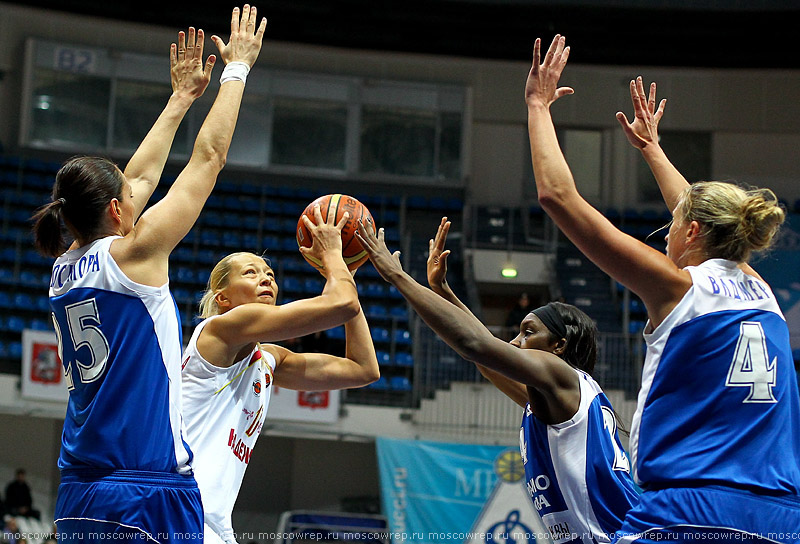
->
<box><xmin>220</xmin><ymin>61</ymin><xmax>250</xmax><ymax>85</ymax></box>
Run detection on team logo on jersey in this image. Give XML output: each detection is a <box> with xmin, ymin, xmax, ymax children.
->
<box><xmin>253</xmin><ymin>379</ymin><xmax>262</xmax><ymax>396</ymax></box>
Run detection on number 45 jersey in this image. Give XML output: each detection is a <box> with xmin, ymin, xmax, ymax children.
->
<box><xmin>49</xmin><ymin>236</ymin><xmax>192</xmax><ymax>475</ymax></box>
<box><xmin>630</xmin><ymin>258</ymin><xmax>800</xmax><ymax>493</ymax></box>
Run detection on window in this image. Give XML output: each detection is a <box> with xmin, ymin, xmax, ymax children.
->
<box><xmin>271</xmin><ymin>97</ymin><xmax>347</xmax><ymax>170</ymax></box>
<box><xmin>638</xmin><ymin>131</ymin><xmax>711</xmax><ymax>202</ymax></box>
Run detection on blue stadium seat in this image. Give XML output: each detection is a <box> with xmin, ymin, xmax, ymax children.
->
<box><xmin>30</xmin><ymin>318</ymin><xmax>50</xmax><ymax>331</ymax></box>
<box><xmin>281</xmin><ymin>238</ymin><xmax>298</xmax><ymax>252</ymax></box>
<box><xmin>282</xmin><ymin>277</ymin><xmax>302</xmax><ymax>292</ymax></box>
<box><xmin>35</xmin><ymin>296</ymin><xmax>51</xmax><ymax>313</ymax></box>
<box><xmin>327</xmin><ymin>326</ymin><xmax>346</xmax><ymax>340</ymax></box>
<box><xmin>5</xmin><ymin>316</ymin><xmax>25</xmax><ymax>332</ymax></box>
<box><xmin>222</xmin><ymin>231</ymin><xmax>242</xmax><ymax>247</ymax></box>
<box><xmin>387</xmin><ymin>285</ymin><xmax>403</xmax><ymax>299</ymax></box>
<box><xmin>370</xmin><ymin>327</ymin><xmax>390</xmax><ymax>343</ymax></box>
<box><xmin>19</xmin><ymin>271</ymin><xmax>42</xmax><ymax>287</ymax></box>
<box><xmin>389</xmin><ymin>306</ymin><xmax>408</xmax><ymax>321</ymax></box>
<box><xmin>376</xmin><ymin>350</ymin><xmax>391</xmax><ymax>366</ymax></box>
<box><xmin>196</xmin><ymin>249</ymin><xmax>217</xmax><ymax>265</ymax></box>
<box><xmin>200</xmin><ymin>230</ymin><xmax>221</xmax><ymax>247</ymax></box>
<box><xmin>367</xmin><ymin>377</ymin><xmax>389</xmax><ymax>390</ymax></box>
<box><xmin>9</xmin><ymin>341</ymin><xmax>22</xmax><ymax>359</ymax></box>
<box><xmin>395</xmin><ymin>352</ymin><xmax>414</xmax><ymax>367</ymax></box>
<box><xmin>303</xmin><ymin>277</ymin><xmax>323</xmax><ymax>293</ymax></box>
<box><xmin>389</xmin><ymin>376</ymin><xmax>412</xmax><ymax>391</ymax></box>
<box><xmin>365</xmin><ymin>283</ymin><xmax>385</xmax><ymax>298</ymax></box>
<box><xmin>262</xmin><ymin>235</ymin><xmax>280</xmax><ymax>249</ymax></box>
<box><xmin>394</xmin><ymin>329</ymin><xmax>411</xmax><ymax>345</ymax></box>
<box><xmin>365</xmin><ymin>304</ymin><xmax>388</xmax><ymax>319</ymax></box>
<box><xmin>14</xmin><ymin>293</ymin><xmax>34</xmax><ymax>308</ymax></box>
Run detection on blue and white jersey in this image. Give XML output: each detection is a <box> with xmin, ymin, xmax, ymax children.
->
<box><xmin>49</xmin><ymin>236</ymin><xmax>192</xmax><ymax>474</ymax></box>
<box><xmin>520</xmin><ymin>370</ymin><xmax>639</xmax><ymax>544</ymax></box>
<box><xmin>630</xmin><ymin>258</ymin><xmax>800</xmax><ymax>493</ymax></box>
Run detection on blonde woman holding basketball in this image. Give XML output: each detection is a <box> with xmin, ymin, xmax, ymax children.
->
<box><xmin>181</xmin><ymin>204</ymin><xmax>379</xmax><ymax>544</ymax></box>
<box><xmin>526</xmin><ymin>35</ymin><xmax>800</xmax><ymax>542</ymax></box>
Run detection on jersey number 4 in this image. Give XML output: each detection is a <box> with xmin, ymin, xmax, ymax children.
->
<box><xmin>725</xmin><ymin>321</ymin><xmax>777</xmax><ymax>403</ymax></box>
<box><xmin>52</xmin><ymin>298</ymin><xmax>110</xmax><ymax>390</ymax></box>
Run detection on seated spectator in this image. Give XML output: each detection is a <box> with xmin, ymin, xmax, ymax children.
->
<box><xmin>4</xmin><ymin>470</ymin><xmax>38</xmax><ymax>520</ymax></box>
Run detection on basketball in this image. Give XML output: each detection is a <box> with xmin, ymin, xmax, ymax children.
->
<box><xmin>296</xmin><ymin>194</ymin><xmax>374</xmax><ymax>271</ymax></box>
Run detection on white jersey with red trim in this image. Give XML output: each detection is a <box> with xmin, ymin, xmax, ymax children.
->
<box><xmin>182</xmin><ymin>317</ymin><xmax>277</xmax><ymax>543</ymax></box>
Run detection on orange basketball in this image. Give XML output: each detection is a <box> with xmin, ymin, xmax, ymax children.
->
<box><xmin>296</xmin><ymin>194</ymin><xmax>374</xmax><ymax>271</ymax></box>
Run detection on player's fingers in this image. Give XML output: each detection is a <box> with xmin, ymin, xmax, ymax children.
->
<box><xmin>648</xmin><ymin>81</ymin><xmax>657</xmax><ymax>113</ymax></box>
<box><xmin>195</xmin><ymin>29</ymin><xmax>204</xmax><ymax>61</ymax></box>
<box><xmin>335</xmin><ymin>211</ymin><xmax>350</xmax><ymax>230</ymax></box>
<box><xmin>654</xmin><ymin>99</ymin><xmax>667</xmax><ymax>124</ymax></box>
<box><xmin>170</xmin><ymin>43</ymin><xmax>177</xmax><ymax>67</ymax></box>
<box><xmin>532</xmin><ymin>38</ymin><xmax>541</xmax><ymax>70</ymax></box>
<box><xmin>240</xmin><ymin>5</ymin><xmax>251</xmax><ymax>32</ymax></box>
<box><xmin>312</xmin><ymin>203</ymin><xmax>324</xmax><ymax>225</ymax></box>
<box><xmin>256</xmin><ymin>17</ymin><xmax>267</xmax><ymax>40</ymax></box>
<box><xmin>178</xmin><ymin>31</ymin><xmax>186</xmax><ymax>60</ymax></box>
<box><xmin>231</xmin><ymin>6</ymin><xmax>240</xmax><ymax>34</ymax></box>
<box><xmin>187</xmin><ymin>27</ymin><xmax>195</xmax><ymax>56</ymax></box>
<box><xmin>248</xmin><ymin>5</ymin><xmax>258</xmax><ymax>30</ymax></box>
<box><xmin>301</xmin><ymin>214</ymin><xmax>316</xmax><ymax>231</ymax></box>
<box><xmin>204</xmin><ymin>55</ymin><xmax>216</xmax><ymax>78</ymax></box>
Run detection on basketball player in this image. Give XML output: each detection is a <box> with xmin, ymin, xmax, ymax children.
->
<box><xmin>526</xmin><ymin>35</ymin><xmax>800</xmax><ymax>541</ymax></box>
<box><xmin>182</xmin><ymin>204</ymin><xmax>379</xmax><ymax>544</ymax></box>
<box><xmin>32</xmin><ymin>7</ymin><xmax>266</xmax><ymax>542</ymax></box>
<box><xmin>355</xmin><ymin>219</ymin><xmax>639</xmax><ymax>543</ymax></box>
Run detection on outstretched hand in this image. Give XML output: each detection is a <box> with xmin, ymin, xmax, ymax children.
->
<box><xmin>616</xmin><ymin>77</ymin><xmax>666</xmax><ymax>150</ymax></box>
<box><xmin>171</xmin><ymin>27</ymin><xmax>215</xmax><ymax>100</ymax></box>
<box><xmin>525</xmin><ymin>34</ymin><xmax>573</xmax><ymax>109</ymax></box>
<box><xmin>211</xmin><ymin>4</ymin><xmax>267</xmax><ymax>68</ymax></box>
<box><xmin>427</xmin><ymin>217</ymin><xmax>452</xmax><ymax>292</ymax></box>
<box><xmin>354</xmin><ymin>219</ymin><xmax>405</xmax><ymax>284</ymax></box>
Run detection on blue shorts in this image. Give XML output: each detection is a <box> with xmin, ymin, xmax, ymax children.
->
<box><xmin>612</xmin><ymin>485</ymin><xmax>800</xmax><ymax>543</ymax></box>
<box><xmin>55</xmin><ymin>468</ymin><xmax>203</xmax><ymax>544</ymax></box>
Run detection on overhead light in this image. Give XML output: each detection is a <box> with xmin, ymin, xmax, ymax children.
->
<box><xmin>501</xmin><ymin>266</ymin><xmax>517</xmax><ymax>278</ymax></box>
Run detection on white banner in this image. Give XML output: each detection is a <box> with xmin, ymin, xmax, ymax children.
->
<box><xmin>21</xmin><ymin>329</ymin><xmax>69</xmax><ymax>403</ymax></box>
<box><xmin>267</xmin><ymin>385</ymin><xmax>340</xmax><ymax>423</ymax></box>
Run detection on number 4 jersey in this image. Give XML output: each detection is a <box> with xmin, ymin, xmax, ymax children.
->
<box><xmin>49</xmin><ymin>236</ymin><xmax>193</xmax><ymax>474</ymax></box>
<box><xmin>630</xmin><ymin>258</ymin><xmax>800</xmax><ymax>493</ymax></box>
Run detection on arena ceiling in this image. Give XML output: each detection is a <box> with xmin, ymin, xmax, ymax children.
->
<box><xmin>9</xmin><ymin>0</ymin><xmax>800</xmax><ymax>68</ymax></box>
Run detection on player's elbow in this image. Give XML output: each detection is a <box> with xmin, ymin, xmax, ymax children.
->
<box><xmin>362</xmin><ymin>364</ymin><xmax>381</xmax><ymax>385</ymax></box>
<box><xmin>455</xmin><ymin>335</ymin><xmax>489</xmax><ymax>363</ymax></box>
<box><xmin>193</xmin><ymin>141</ymin><xmax>229</xmax><ymax>171</ymax></box>
<box><xmin>330</xmin><ymin>295</ymin><xmax>361</xmax><ymax>322</ymax></box>
<box><xmin>537</xmin><ymin>188</ymin><xmax>569</xmax><ymax>211</ymax></box>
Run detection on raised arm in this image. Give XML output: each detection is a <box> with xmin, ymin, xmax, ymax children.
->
<box><xmin>615</xmin><ymin>77</ymin><xmax>688</xmax><ymax>213</ymax></box>
<box><xmin>616</xmin><ymin>78</ymin><xmax>763</xmax><ymax>280</ymax></box>
<box><xmin>425</xmin><ymin>217</ymin><xmax>529</xmax><ymax>406</ymax></box>
<box><xmin>125</xmin><ymin>27</ymin><xmax>216</xmax><ymax>219</ymax></box>
<box><xmin>123</xmin><ymin>5</ymin><xmax>267</xmax><ymax>279</ymax></box>
<box><xmin>356</xmin><ymin>221</ymin><xmax>578</xmax><ymax>421</ymax></box>
<box><xmin>270</xmin><ymin>304</ymin><xmax>379</xmax><ymax>391</ymax></box>
<box><xmin>526</xmin><ymin>36</ymin><xmax>690</xmax><ymax>325</ymax></box>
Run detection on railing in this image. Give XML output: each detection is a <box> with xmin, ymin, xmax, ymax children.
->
<box><xmin>412</xmin><ymin>318</ymin><xmax>645</xmax><ymax>403</ymax></box>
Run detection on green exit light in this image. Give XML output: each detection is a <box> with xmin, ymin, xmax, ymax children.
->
<box><xmin>501</xmin><ymin>267</ymin><xmax>517</xmax><ymax>278</ymax></box>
